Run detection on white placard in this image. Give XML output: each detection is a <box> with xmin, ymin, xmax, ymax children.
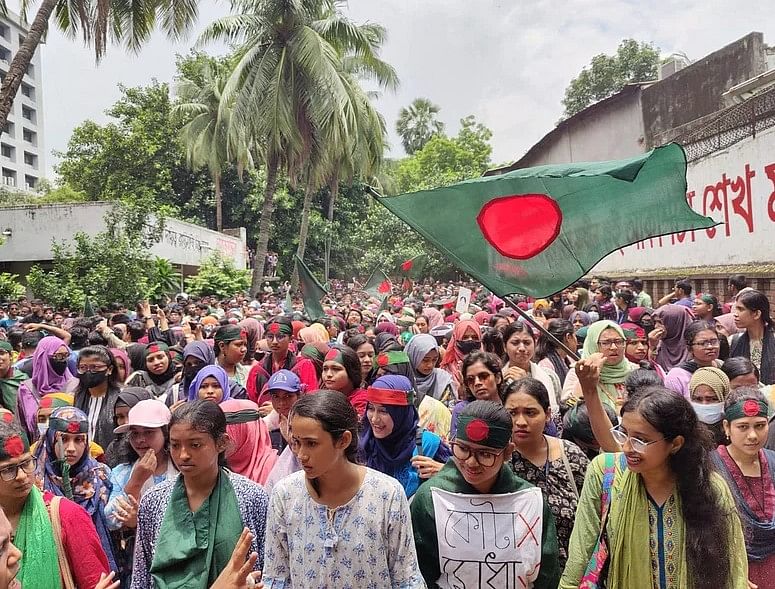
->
<box><xmin>456</xmin><ymin>287</ymin><xmax>472</xmax><ymax>314</ymax></box>
<box><xmin>431</xmin><ymin>486</ymin><xmax>544</xmax><ymax>589</ymax></box>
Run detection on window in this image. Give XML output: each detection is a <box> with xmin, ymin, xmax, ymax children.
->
<box><xmin>18</xmin><ymin>35</ymin><xmax>25</xmax><ymax>46</ymax></box>
<box><xmin>3</xmin><ymin>121</ymin><xmax>14</xmax><ymax>138</ymax></box>
<box><xmin>1</xmin><ymin>143</ymin><xmax>13</xmax><ymax>160</ymax></box>
<box><xmin>0</xmin><ymin>25</ymin><xmax>8</xmax><ymax>41</ymax></box>
<box><xmin>22</xmin><ymin>128</ymin><xmax>36</xmax><ymax>145</ymax></box>
<box><xmin>21</xmin><ymin>83</ymin><xmax>34</xmax><ymax>100</ymax></box>
<box><xmin>21</xmin><ymin>106</ymin><xmax>35</xmax><ymax>123</ymax></box>
<box><xmin>24</xmin><ymin>175</ymin><xmax>37</xmax><ymax>190</ymax></box>
<box><xmin>0</xmin><ymin>46</ymin><xmax>10</xmax><ymax>63</ymax></box>
<box><xmin>2</xmin><ymin>168</ymin><xmax>16</xmax><ymax>187</ymax></box>
<box><xmin>23</xmin><ymin>151</ymin><xmax>36</xmax><ymax>168</ymax></box>
<box><xmin>25</xmin><ymin>63</ymin><xmax>33</xmax><ymax>78</ymax></box>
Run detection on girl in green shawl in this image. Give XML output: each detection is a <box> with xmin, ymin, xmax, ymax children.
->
<box><xmin>560</xmin><ymin>387</ymin><xmax>749</xmax><ymax>589</ymax></box>
<box><xmin>562</xmin><ymin>320</ymin><xmax>637</xmax><ymax>409</ymax></box>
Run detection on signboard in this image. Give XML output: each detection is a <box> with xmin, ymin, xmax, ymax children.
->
<box><xmin>593</xmin><ymin>126</ymin><xmax>775</xmax><ymax>274</ymax></box>
<box><xmin>456</xmin><ymin>287</ymin><xmax>472</xmax><ymax>313</ymax></box>
<box><xmin>431</xmin><ymin>487</ymin><xmax>544</xmax><ymax>589</ymax></box>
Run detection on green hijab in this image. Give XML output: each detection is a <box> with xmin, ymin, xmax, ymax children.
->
<box><xmin>15</xmin><ymin>486</ymin><xmax>61</xmax><ymax>589</ymax></box>
<box><xmin>581</xmin><ymin>321</ymin><xmax>632</xmax><ymax>383</ymax></box>
<box><xmin>150</xmin><ymin>470</ymin><xmax>242</xmax><ymax>588</ymax></box>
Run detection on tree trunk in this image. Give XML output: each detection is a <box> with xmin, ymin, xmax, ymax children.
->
<box><xmin>0</xmin><ymin>0</ymin><xmax>58</xmax><ymax>131</ymax></box>
<box><xmin>324</xmin><ymin>183</ymin><xmax>339</xmax><ymax>283</ymax></box>
<box><xmin>214</xmin><ymin>171</ymin><xmax>223</xmax><ymax>231</ymax></box>
<box><xmin>251</xmin><ymin>155</ymin><xmax>279</xmax><ymax>294</ymax></box>
<box><xmin>291</xmin><ymin>176</ymin><xmax>316</xmax><ymax>289</ymax></box>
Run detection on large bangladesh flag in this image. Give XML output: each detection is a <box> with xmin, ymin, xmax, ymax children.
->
<box><xmin>375</xmin><ymin>144</ymin><xmax>717</xmax><ymax>297</ymax></box>
<box><xmin>294</xmin><ymin>255</ymin><xmax>327</xmax><ymax>320</ymax></box>
<box><xmin>364</xmin><ymin>267</ymin><xmax>392</xmax><ymax>301</ymax></box>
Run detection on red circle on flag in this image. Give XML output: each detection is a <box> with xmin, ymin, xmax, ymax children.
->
<box><xmin>476</xmin><ymin>194</ymin><xmax>562</xmax><ymax>259</ymax></box>
<box><xmin>3</xmin><ymin>436</ymin><xmax>24</xmax><ymax>458</ymax></box>
<box><xmin>465</xmin><ymin>419</ymin><xmax>490</xmax><ymax>442</ymax></box>
<box><xmin>743</xmin><ymin>400</ymin><xmax>761</xmax><ymax>416</ymax></box>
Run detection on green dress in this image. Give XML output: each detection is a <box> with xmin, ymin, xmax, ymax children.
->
<box><xmin>410</xmin><ymin>461</ymin><xmax>561</xmax><ymax>589</ymax></box>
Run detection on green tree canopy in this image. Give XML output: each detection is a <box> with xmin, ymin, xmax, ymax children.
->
<box><xmin>562</xmin><ymin>39</ymin><xmax>660</xmax><ymax>118</ymax></box>
<box><xmin>395</xmin><ymin>98</ymin><xmax>444</xmax><ymax>155</ymax></box>
<box><xmin>185</xmin><ymin>252</ymin><xmax>250</xmax><ymax>298</ymax></box>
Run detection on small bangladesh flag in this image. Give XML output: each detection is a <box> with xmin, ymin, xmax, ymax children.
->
<box><xmin>364</xmin><ymin>267</ymin><xmax>392</xmax><ymax>300</ymax></box>
<box><xmin>397</xmin><ymin>254</ymin><xmax>428</xmax><ymax>280</ymax></box>
<box><xmin>374</xmin><ymin>144</ymin><xmax>717</xmax><ymax>298</ymax></box>
<box><xmin>294</xmin><ymin>255</ymin><xmax>327</xmax><ymax>320</ymax></box>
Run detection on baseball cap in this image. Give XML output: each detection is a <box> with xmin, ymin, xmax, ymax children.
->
<box><xmin>266</xmin><ymin>369</ymin><xmax>301</xmax><ymax>394</ymax></box>
<box><xmin>114</xmin><ymin>399</ymin><xmax>172</xmax><ymax>434</ymax></box>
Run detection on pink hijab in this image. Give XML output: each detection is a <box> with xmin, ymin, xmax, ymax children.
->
<box><xmin>221</xmin><ymin>399</ymin><xmax>278</xmax><ymax>486</ymax></box>
<box><xmin>423</xmin><ymin>307</ymin><xmax>444</xmax><ymax>329</ymax></box>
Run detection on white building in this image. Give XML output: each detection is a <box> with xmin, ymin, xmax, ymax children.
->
<box><xmin>0</xmin><ymin>10</ymin><xmax>43</xmax><ymax>191</ymax></box>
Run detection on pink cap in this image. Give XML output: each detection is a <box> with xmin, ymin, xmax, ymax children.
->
<box><xmin>114</xmin><ymin>399</ymin><xmax>172</xmax><ymax>434</ymax></box>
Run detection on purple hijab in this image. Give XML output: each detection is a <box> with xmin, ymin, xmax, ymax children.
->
<box><xmin>187</xmin><ymin>364</ymin><xmax>232</xmax><ymax>403</ymax></box>
<box><xmin>653</xmin><ymin>304</ymin><xmax>692</xmax><ymax>371</ymax></box>
<box><xmin>17</xmin><ymin>336</ymin><xmax>76</xmax><ymax>437</ymax></box>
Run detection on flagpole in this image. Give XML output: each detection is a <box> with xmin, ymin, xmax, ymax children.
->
<box><xmin>503</xmin><ymin>296</ymin><xmax>581</xmax><ymax>362</ymax></box>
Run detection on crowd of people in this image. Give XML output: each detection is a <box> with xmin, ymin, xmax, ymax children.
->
<box><xmin>0</xmin><ymin>271</ymin><xmax>772</xmax><ymax>588</ymax></box>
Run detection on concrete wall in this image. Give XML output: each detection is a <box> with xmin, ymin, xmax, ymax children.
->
<box><xmin>642</xmin><ymin>32</ymin><xmax>768</xmax><ymax>147</ymax></box>
<box><xmin>519</xmin><ymin>88</ymin><xmax>646</xmax><ymax>168</ymax></box>
<box><xmin>0</xmin><ymin>202</ymin><xmax>247</xmax><ymax>268</ymax></box>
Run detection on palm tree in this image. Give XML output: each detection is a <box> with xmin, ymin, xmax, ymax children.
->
<box><xmin>0</xmin><ymin>1</ymin><xmax>200</xmax><ymax>132</ymax></box>
<box><xmin>173</xmin><ymin>59</ymin><xmax>250</xmax><ymax>231</ymax></box>
<box><xmin>396</xmin><ymin>97</ymin><xmax>444</xmax><ymax>155</ymax></box>
<box><xmin>198</xmin><ymin>0</ymin><xmax>397</xmax><ymax>292</ymax></box>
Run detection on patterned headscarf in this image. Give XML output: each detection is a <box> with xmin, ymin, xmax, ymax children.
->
<box><xmin>689</xmin><ymin>367</ymin><xmax>730</xmax><ymax>402</ymax></box>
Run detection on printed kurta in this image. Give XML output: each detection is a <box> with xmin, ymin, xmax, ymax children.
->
<box><xmin>262</xmin><ymin>468</ymin><xmax>425</xmax><ymax>588</ymax></box>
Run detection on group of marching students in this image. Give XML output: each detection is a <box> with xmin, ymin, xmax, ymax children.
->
<box><xmin>0</xmin><ymin>272</ymin><xmax>773</xmax><ymax>588</ymax></box>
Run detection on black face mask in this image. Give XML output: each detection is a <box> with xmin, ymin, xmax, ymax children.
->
<box><xmin>79</xmin><ymin>370</ymin><xmax>108</xmax><ymax>389</ymax></box>
<box><xmin>456</xmin><ymin>340</ymin><xmax>481</xmax><ymax>355</ymax></box>
<box><xmin>50</xmin><ymin>358</ymin><xmax>69</xmax><ymax>376</ymax></box>
<box><xmin>184</xmin><ymin>365</ymin><xmax>203</xmax><ymax>383</ymax></box>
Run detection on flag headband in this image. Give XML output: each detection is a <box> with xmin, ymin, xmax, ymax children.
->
<box><xmin>0</xmin><ymin>434</ymin><xmax>28</xmax><ymax>461</ymax></box>
<box><xmin>49</xmin><ymin>416</ymin><xmax>89</xmax><ymax>435</ymax></box>
<box><xmin>224</xmin><ymin>409</ymin><xmax>261</xmax><ymax>424</ymax></box>
<box><xmin>725</xmin><ymin>399</ymin><xmax>768</xmax><ymax>421</ymax></box>
<box><xmin>455</xmin><ymin>415</ymin><xmax>512</xmax><ymax>449</ymax></box>
<box><xmin>376</xmin><ymin>351</ymin><xmax>411</xmax><ymax>367</ymax></box>
<box><xmin>325</xmin><ymin>348</ymin><xmax>345</xmax><ymax>364</ymax></box>
<box><xmin>366</xmin><ymin>387</ymin><xmax>414</xmax><ymax>406</ymax></box>
<box><xmin>268</xmin><ymin>322</ymin><xmax>292</xmax><ymax>336</ymax></box>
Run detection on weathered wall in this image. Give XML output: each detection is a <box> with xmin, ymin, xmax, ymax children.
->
<box><xmin>642</xmin><ymin>32</ymin><xmax>768</xmax><ymax>147</ymax></box>
<box><xmin>0</xmin><ymin>202</ymin><xmax>247</xmax><ymax>268</ymax></box>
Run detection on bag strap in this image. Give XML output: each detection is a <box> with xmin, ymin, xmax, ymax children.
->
<box><xmin>48</xmin><ymin>496</ymin><xmax>77</xmax><ymax>589</ymax></box>
<box><xmin>415</xmin><ymin>427</ymin><xmax>425</xmax><ymax>457</ymax></box>
<box><xmin>559</xmin><ymin>441</ymin><xmax>579</xmax><ymax>500</ymax></box>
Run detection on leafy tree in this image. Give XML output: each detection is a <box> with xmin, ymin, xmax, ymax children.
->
<box><xmin>199</xmin><ymin>0</ymin><xmax>397</xmax><ymax>292</ymax></box>
<box><xmin>148</xmin><ymin>258</ymin><xmax>182</xmax><ymax>302</ymax></box>
<box><xmin>395</xmin><ymin>98</ymin><xmax>444</xmax><ymax>155</ymax></box>
<box><xmin>26</xmin><ymin>232</ymin><xmax>154</xmax><ymax>308</ymax></box>
<box><xmin>185</xmin><ymin>252</ymin><xmax>250</xmax><ymax>298</ymax></box>
<box><xmin>562</xmin><ymin>39</ymin><xmax>660</xmax><ymax>117</ymax></box>
<box><xmin>0</xmin><ymin>273</ymin><xmax>24</xmax><ymax>301</ymax></box>
<box><xmin>0</xmin><ymin>1</ymin><xmax>200</xmax><ymax>132</ymax></box>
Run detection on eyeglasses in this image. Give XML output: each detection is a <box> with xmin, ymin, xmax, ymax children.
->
<box><xmin>464</xmin><ymin>372</ymin><xmax>493</xmax><ymax>386</ymax></box>
<box><xmin>609</xmin><ymin>426</ymin><xmax>664</xmax><ymax>454</ymax></box>
<box><xmin>0</xmin><ymin>457</ymin><xmax>36</xmax><ymax>482</ymax></box>
<box><xmin>77</xmin><ymin>364</ymin><xmax>108</xmax><ymax>374</ymax></box>
<box><xmin>265</xmin><ymin>334</ymin><xmax>288</xmax><ymax>341</ymax></box>
<box><xmin>51</xmin><ymin>353</ymin><xmax>70</xmax><ymax>362</ymax></box>
<box><xmin>598</xmin><ymin>338</ymin><xmax>625</xmax><ymax>348</ymax></box>
<box><xmin>691</xmin><ymin>339</ymin><xmax>720</xmax><ymax>348</ymax></box>
<box><xmin>451</xmin><ymin>442</ymin><xmax>504</xmax><ymax>467</ymax></box>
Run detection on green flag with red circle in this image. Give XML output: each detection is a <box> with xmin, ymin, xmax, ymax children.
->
<box><xmin>364</xmin><ymin>267</ymin><xmax>392</xmax><ymax>301</ymax></box>
<box><xmin>375</xmin><ymin>143</ymin><xmax>717</xmax><ymax>298</ymax></box>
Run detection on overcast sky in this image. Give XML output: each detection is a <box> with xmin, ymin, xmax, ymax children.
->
<box><xmin>17</xmin><ymin>0</ymin><xmax>775</xmax><ymax>178</ymax></box>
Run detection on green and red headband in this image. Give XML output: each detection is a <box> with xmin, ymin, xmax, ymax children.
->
<box><xmin>325</xmin><ymin>348</ymin><xmax>345</xmax><ymax>364</ymax></box>
<box><xmin>215</xmin><ymin>325</ymin><xmax>248</xmax><ymax>343</ymax></box>
<box><xmin>366</xmin><ymin>387</ymin><xmax>415</xmax><ymax>406</ymax></box>
<box><xmin>49</xmin><ymin>416</ymin><xmax>89</xmax><ymax>435</ymax></box>
<box><xmin>0</xmin><ymin>424</ymin><xmax>28</xmax><ymax>461</ymax></box>
<box><xmin>376</xmin><ymin>351</ymin><xmax>411</xmax><ymax>367</ymax></box>
<box><xmin>145</xmin><ymin>342</ymin><xmax>169</xmax><ymax>357</ymax></box>
<box><xmin>224</xmin><ymin>408</ymin><xmax>261</xmax><ymax>425</ymax></box>
<box><xmin>455</xmin><ymin>414</ymin><xmax>512</xmax><ymax>449</ymax></box>
<box><xmin>725</xmin><ymin>399</ymin><xmax>768</xmax><ymax>421</ymax></box>
<box><xmin>268</xmin><ymin>322</ymin><xmax>292</xmax><ymax>336</ymax></box>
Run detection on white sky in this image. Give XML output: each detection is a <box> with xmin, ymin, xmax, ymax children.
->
<box><xmin>17</xmin><ymin>0</ymin><xmax>775</xmax><ymax>178</ymax></box>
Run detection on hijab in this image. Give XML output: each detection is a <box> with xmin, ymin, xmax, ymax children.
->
<box><xmin>374</xmin><ymin>322</ymin><xmax>399</xmax><ymax>337</ymax></box>
<box><xmin>582</xmin><ymin>321</ymin><xmax>632</xmax><ymax>383</ymax></box>
<box><xmin>716</xmin><ymin>313</ymin><xmax>740</xmax><ymax>336</ymax></box>
<box><xmin>424</xmin><ymin>307</ymin><xmax>444</xmax><ymax>330</ymax></box>
<box><xmin>299</xmin><ymin>342</ymin><xmax>329</xmax><ymax>380</ymax></box>
<box><xmin>221</xmin><ymin>399</ymin><xmax>278</xmax><ymax>486</ymax></box>
<box><xmin>109</xmin><ymin>348</ymin><xmax>130</xmax><ymax>384</ymax></box>
<box><xmin>143</xmin><ymin>342</ymin><xmax>175</xmax><ymax>386</ymax></box>
<box><xmin>439</xmin><ymin>319</ymin><xmax>482</xmax><ymax>370</ymax></box>
<box><xmin>405</xmin><ymin>334</ymin><xmax>453</xmax><ymax>402</ymax></box>
<box><xmin>570</xmin><ymin>310</ymin><xmax>591</xmax><ymax>327</ymax></box>
<box><xmin>298</xmin><ymin>326</ymin><xmax>328</xmax><ymax>344</ymax></box>
<box><xmin>188</xmin><ymin>365</ymin><xmax>232</xmax><ymax>403</ymax></box>
<box><xmin>238</xmin><ymin>318</ymin><xmax>264</xmax><ymax>358</ymax></box>
<box><xmin>374</xmin><ymin>332</ymin><xmax>402</xmax><ymax>353</ymax></box>
<box><xmin>359</xmin><ymin>375</ymin><xmax>419</xmax><ymax>483</ymax></box>
<box><xmin>30</xmin><ymin>336</ymin><xmax>74</xmax><ymax>395</ymax></box>
<box><xmin>653</xmin><ymin>304</ymin><xmax>692</xmax><ymax>371</ymax></box>
<box><xmin>181</xmin><ymin>340</ymin><xmax>216</xmax><ymax>398</ymax></box>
